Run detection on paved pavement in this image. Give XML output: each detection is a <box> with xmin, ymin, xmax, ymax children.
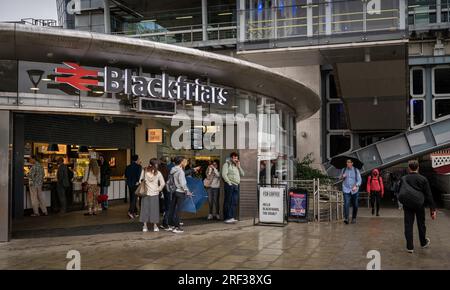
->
<box><xmin>1</xmin><ymin>207</ymin><xmax>450</xmax><ymax>270</ymax></box>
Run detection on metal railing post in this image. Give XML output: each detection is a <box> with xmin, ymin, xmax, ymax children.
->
<box><xmin>317</xmin><ymin>178</ymin><xmax>320</xmax><ymax>223</ymax></box>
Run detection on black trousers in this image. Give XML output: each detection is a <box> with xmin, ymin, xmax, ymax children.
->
<box><xmin>370</xmin><ymin>191</ymin><xmax>381</xmax><ymax>214</ymax></box>
<box><xmin>128</xmin><ymin>185</ymin><xmax>138</xmax><ymax>214</ymax></box>
<box><xmin>404</xmin><ymin>206</ymin><xmax>427</xmax><ymax>250</ymax></box>
<box><xmin>168</xmin><ymin>191</ymin><xmax>186</xmax><ymax>228</ymax></box>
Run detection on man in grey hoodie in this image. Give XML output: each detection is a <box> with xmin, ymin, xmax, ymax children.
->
<box><xmin>167</xmin><ymin>156</ymin><xmax>192</xmax><ymax>233</ymax></box>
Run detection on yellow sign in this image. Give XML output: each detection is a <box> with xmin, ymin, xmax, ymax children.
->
<box><xmin>146</xmin><ymin>129</ymin><xmax>164</xmax><ymax>143</ymax></box>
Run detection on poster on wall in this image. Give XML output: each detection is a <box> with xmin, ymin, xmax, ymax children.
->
<box><xmin>146</xmin><ymin>129</ymin><xmax>164</xmax><ymax>143</ymax></box>
<box><xmin>258</xmin><ymin>186</ymin><xmax>285</xmax><ymax>224</ymax></box>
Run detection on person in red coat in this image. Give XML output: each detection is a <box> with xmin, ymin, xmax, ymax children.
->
<box><xmin>366</xmin><ymin>168</ymin><xmax>384</xmax><ymax>216</ymax></box>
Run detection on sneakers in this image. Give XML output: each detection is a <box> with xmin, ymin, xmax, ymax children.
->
<box><xmin>163</xmin><ymin>226</ymin><xmax>174</xmax><ymax>232</ymax></box>
<box><xmin>406</xmin><ymin>249</ymin><xmax>414</xmax><ymax>254</ymax></box>
<box><xmin>215</xmin><ymin>214</ymin><xmax>220</xmax><ymax>220</ymax></box>
<box><xmin>127</xmin><ymin>212</ymin><xmax>135</xmax><ymax>219</ymax></box>
<box><xmin>224</xmin><ymin>218</ymin><xmax>235</xmax><ymax>224</ymax></box>
<box><xmin>153</xmin><ymin>225</ymin><xmax>160</xmax><ymax>232</ymax></box>
<box><xmin>421</xmin><ymin>238</ymin><xmax>431</xmax><ymax>248</ymax></box>
<box><xmin>344</xmin><ymin>219</ymin><xmax>349</xmax><ymax>225</ymax></box>
<box><xmin>376</xmin><ymin>213</ymin><xmax>380</xmax><ymax>217</ymax></box>
<box><xmin>207</xmin><ymin>214</ymin><xmax>213</xmax><ymax>220</ymax></box>
<box><xmin>231</xmin><ymin>218</ymin><xmax>238</xmax><ymax>222</ymax></box>
<box><xmin>172</xmin><ymin>227</ymin><xmax>184</xmax><ymax>234</ymax></box>
<box><xmin>30</xmin><ymin>213</ymin><xmax>39</xmax><ymax>217</ymax></box>
<box><xmin>142</xmin><ymin>226</ymin><xmax>148</xmax><ymax>232</ymax></box>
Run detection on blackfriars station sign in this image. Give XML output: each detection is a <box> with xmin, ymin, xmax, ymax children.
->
<box><xmin>54</xmin><ymin>62</ymin><xmax>230</xmax><ymax>105</ymax></box>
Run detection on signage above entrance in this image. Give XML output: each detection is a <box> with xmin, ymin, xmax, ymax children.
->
<box><xmin>53</xmin><ymin>62</ymin><xmax>230</xmax><ymax>106</ymax></box>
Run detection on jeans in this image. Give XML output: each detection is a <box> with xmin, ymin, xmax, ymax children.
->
<box><xmin>223</xmin><ymin>183</ymin><xmax>239</xmax><ymax>220</ymax></box>
<box><xmin>207</xmin><ymin>187</ymin><xmax>220</xmax><ymax>216</ymax></box>
<box><xmin>162</xmin><ymin>189</ymin><xmax>173</xmax><ymax>227</ymax></box>
<box><xmin>370</xmin><ymin>191</ymin><xmax>381</xmax><ymax>214</ymax></box>
<box><xmin>404</xmin><ymin>206</ymin><xmax>427</xmax><ymax>250</ymax></box>
<box><xmin>100</xmin><ymin>186</ymin><xmax>109</xmax><ymax>209</ymax></box>
<box><xmin>168</xmin><ymin>191</ymin><xmax>186</xmax><ymax>228</ymax></box>
<box><xmin>128</xmin><ymin>185</ymin><xmax>138</xmax><ymax>214</ymax></box>
<box><xmin>56</xmin><ymin>184</ymin><xmax>68</xmax><ymax>213</ymax></box>
<box><xmin>343</xmin><ymin>192</ymin><xmax>359</xmax><ymax>221</ymax></box>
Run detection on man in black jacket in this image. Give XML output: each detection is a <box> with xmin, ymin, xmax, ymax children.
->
<box><xmin>400</xmin><ymin>160</ymin><xmax>437</xmax><ymax>253</ymax></box>
<box><xmin>125</xmin><ymin>154</ymin><xmax>142</xmax><ymax>219</ymax></box>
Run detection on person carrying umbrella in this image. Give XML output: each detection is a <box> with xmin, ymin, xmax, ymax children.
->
<box><xmin>340</xmin><ymin>159</ymin><xmax>362</xmax><ymax>224</ymax></box>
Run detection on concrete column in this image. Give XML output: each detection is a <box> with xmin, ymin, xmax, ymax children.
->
<box><xmin>437</xmin><ymin>0</ymin><xmax>442</xmax><ymax>24</ymax></box>
<box><xmin>239</xmin><ymin>0</ymin><xmax>246</xmax><ymax>42</ymax></box>
<box><xmin>0</xmin><ymin>111</ymin><xmax>11</xmax><ymax>242</ymax></box>
<box><xmin>202</xmin><ymin>0</ymin><xmax>208</xmax><ymax>41</ymax></box>
<box><xmin>399</xmin><ymin>0</ymin><xmax>406</xmax><ymax>30</ymax></box>
<box><xmin>307</xmin><ymin>0</ymin><xmax>313</xmax><ymax>37</ymax></box>
<box><xmin>325</xmin><ymin>0</ymin><xmax>332</xmax><ymax>35</ymax></box>
<box><xmin>103</xmin><ymin>0</ymin><xmax>111</xmax><ymax>34</ymax></box>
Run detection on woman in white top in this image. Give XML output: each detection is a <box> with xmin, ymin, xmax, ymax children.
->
<box><xmin>82</xmin><ymin>159</ymin><xmax>101</xmax><ymax>216</ymax></box>
<box><xmin>139</xmin><ymin>158</ymin><xmax>165</xmax><ymax>232</ymax></box>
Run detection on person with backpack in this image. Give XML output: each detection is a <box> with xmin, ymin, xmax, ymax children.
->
<box><xmin>166</xmin><ymin>156</ymin><xmax>192</xmax><ymax>233</ymax></box>
<box><xmin>366</xmin><ymin>168</ymin><xmax>384</xmax><ymax>216</ymax></box>
<box><xmin>341</xmin><ymin>159</ymin><xmax>362</xmax><ymax>224</ymax></box>
<box><xmin>125</xmin><ymin>154</ymin><xmax>142</xmax><ymax>219</ymax></box>
<box><xmin>398</xmin><ymin>160</ymin><xmax>437</xmax><ymax>253</ymax></box>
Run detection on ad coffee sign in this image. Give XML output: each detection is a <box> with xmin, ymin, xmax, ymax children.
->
<box><xmin>259</xmin><ymin>187</ymin><xmax>285</xmax><ymax>224</ymax></box>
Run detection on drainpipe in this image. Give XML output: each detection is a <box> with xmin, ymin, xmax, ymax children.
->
<box><xmin>103</xmin><ymin>0</ymin><xmax>111</xmax><ymax>34</ymax></box>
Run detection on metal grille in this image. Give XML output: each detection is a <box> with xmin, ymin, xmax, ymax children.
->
<box><xmin>23</xmin><ymin>114</ymin><xmax>135</xmax><ymax>149</ymax></box>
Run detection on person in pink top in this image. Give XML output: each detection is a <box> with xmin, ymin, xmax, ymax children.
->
<box><xmin>366</xmin><ymin>168</ymin><xmax>384</xmax><ymax>216</ymax></box>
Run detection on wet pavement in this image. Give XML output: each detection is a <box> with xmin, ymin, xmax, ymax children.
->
<box><xmin>1</xmin><ymin>207</ymin><xmax>450</xmax><ymax>270</ymax></box>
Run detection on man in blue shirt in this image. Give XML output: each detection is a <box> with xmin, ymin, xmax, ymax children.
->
<box><xmin>341</xmin><ymin>159</ymin><xmax>362</xmax><ymax>224</ymax></box>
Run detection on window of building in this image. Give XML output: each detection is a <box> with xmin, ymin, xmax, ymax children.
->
<box><xmin>327</xmin><ymin>73</ymin><xmax>339</xmax><ymax>100</ymax></box>
<box><xmin>434</xmin><ymin>98</ymin><xmax>450</xmax><ymax>120</ymax></box>
<box><xmin>327</xmin><ymin>133</ymin><xmax>352</xmax><ymax>159</ymax></box>
<box><xmin>410</xmin><ymin>67</ymin><xmax>425</xmax><ymax>97</ymax></box>
<box><xmin>328</xmin><ymin>102</ymin><xmax>348</xmax><ymax>130</ymax></box>
<box><xmin>433</xmin><ymin>66</ymin><xmax>450</xmax><ymax>96</ymax></box>
<box><xmin>411</xmin><ymin>98</ymin><xmax>425</xmax><ymax>127</ymax></box>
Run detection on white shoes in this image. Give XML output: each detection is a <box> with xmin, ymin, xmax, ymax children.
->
<box><xmin>142</xmin><ymin>226</ymin><xmax>148</xmax><ymax>232</ymax></box>
<box><xmin>224</xmin><ymin>218</ymin><xmax>236</xmax><ymax>224</ymax></box>
<box><xmin>153</xmin><ymin>225</ymin><xmax>159</xmax><ymax>232</ymax></box>
<box><xmin>422</xmin><ymin>238</ymin><xmax>431</xmax><ymax>248</ymax></box>
<box><xmin>207</xmin><ymin>214</ymin><xmax>213</xmax><ymax>220</ymax></box>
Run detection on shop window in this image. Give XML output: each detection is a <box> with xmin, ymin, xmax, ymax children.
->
<box><xmin>410</xmin><ymin>68</ymin><xmax>425</xmax><ymax>97</ymax></box>
<box><xmin>411</xmin><ymin>99</ymin><xmax>425</xmax><ymax>127</ymax></box>
<box><xmin>328</xmin><ymin>103</ymin><xmax>348</xmax><ymax>130</ymax></box>
<box><xmin>434</xmin><ymin>98</ymin><xmax>450</xmax><ymax>120</ymax></box>
<box><xmin>328</xmin><ymin>133</ymin><xmax>351</xmax><ymax>159</ymax></box>
<box><xmin>433</xmin><ymin>66</ymin><xmax>450</xmax><ymax>96</ymax></box>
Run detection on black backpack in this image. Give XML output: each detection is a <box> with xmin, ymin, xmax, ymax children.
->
<box><xmin>398</xmin><ymin>176</ymin><xmax>425</xmax><ymax>209</ymax></box>
<box><xmin>166</xmin><ymin>172</ymin><xmax>177</xmax><ymax>194</ymax></box>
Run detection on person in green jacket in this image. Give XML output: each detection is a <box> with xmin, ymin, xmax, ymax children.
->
<box><xmin>222</xmin><ymin>152</ymin><xmax>245</xmax><ymax>224</ymax></box>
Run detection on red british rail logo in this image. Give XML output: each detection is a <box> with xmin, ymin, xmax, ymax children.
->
<box><xmin>55</xmin><ymin>62</ymin><xmax>99</xmax><ymax>91</ymax></box>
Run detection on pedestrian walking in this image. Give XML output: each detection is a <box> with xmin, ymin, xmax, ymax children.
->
<box><xmin>56</xmin><ymin>157</ymin><xmax>69</xmax><ymax>213</ymax></box>
<box><xmin>98</xmin><ymin>155</ymin><xmax>111</xmax><ymax>210</ymax></box>
<box><xmin>341</xmin><ymin>159</ymin><xmax>362</xmax><ymax>224</ymax></box>
<box><xmin>367</xmin><ymin>168</ymin><xmax>384</xmax><ymax>216</ymax></box>
<box><xmin>398</xmin><ymin>160</ymin><xmax>437</xmax><ymax>253</ymax></box>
